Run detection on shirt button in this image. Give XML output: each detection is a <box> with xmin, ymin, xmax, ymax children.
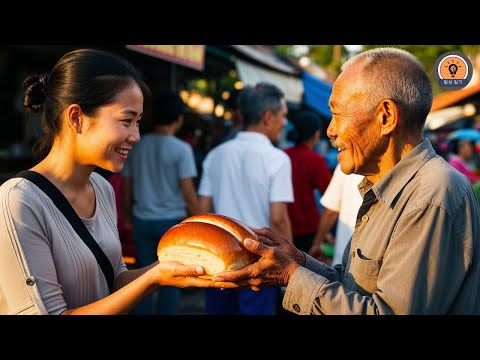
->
<box><xmin>293</xmin><ymin>304</ymin><xmax>301</xmax><ymax>313</ymax></box>
<box><xmin>362</xmin><ymin>215</ymin><xmax>369</xmax><ymax>222</ymax></box>
<box><xmin>26</xmin><ymin>276</ymin><xmax>36</xmax><ymax>286</ymax></box>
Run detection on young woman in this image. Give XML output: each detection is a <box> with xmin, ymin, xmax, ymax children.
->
<box><xmin>0</xmin><ymin>48</ymin><xmax>213</xmax><ymax>315</ymax></box>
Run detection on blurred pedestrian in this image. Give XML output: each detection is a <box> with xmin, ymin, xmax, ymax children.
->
<box><xmin>198</xmin><ymin>82</ymin><xmax>293</xmax><ymax>315</ymax></box>
<box><xmin>448</xmin><ymin>139</ymin><xmax>480</xmax><ymax>184</ymax></box>
<box><xmin>122</xmin><ymin>91</ymin><xmax>199</xmax><ymax>315</ymax></box>
<box><xmin>0</xmin><ymin>48</ymin><xmax>212</xmax><ymax>315</ymax></box>
<box><xmin>310</xmin><ymin>164</ymin><xmax>363</xmax><ymax>266</ymax></box>
<box><xmin>211</xmin><ymin>47</ymin><xmax>480</xmax><ymax>314</ymax></box>
<box><xmin>284</xmin><ymin>110</ymin><xmax>332</xmax><ymax>254</ymax></box>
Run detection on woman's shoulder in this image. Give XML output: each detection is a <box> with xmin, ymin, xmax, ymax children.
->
<box><xmin>0</xmin><ymin>176</ymin><xmax>41</xmax><ymax>202</ymax></box>
<box><xmin>0</xmin><ymin>176</ymin><xmax>49</xmax><ymax>220</ymax></box>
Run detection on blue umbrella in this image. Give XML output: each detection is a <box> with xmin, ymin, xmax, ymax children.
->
<box><xmin>447</xmin><ymin>128</ymin><xmax>480</xmax><ymax>142</ymax></box>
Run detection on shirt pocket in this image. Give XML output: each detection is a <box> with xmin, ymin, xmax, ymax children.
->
<box><xmin>348</xmin><ymin>248</ymin><xmax>383</xmax><ymax>296</ymax></box>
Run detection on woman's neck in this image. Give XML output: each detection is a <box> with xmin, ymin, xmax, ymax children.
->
<box><xmin>31</xmin><ymin>149</ymin><xmax>94</xmax><ymax>192</ymax></box>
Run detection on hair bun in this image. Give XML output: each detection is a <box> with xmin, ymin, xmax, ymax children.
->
<box><xmin>22</xmin><ymin>73</ymin><xmax>50</xmax><ymax>113</ymax></box>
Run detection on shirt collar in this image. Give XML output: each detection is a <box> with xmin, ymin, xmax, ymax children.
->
<box><xmin>236</xmin><ymin>131</ymin><xmax>272</xmax><ymax>144</ymax></box>
<box><xmin>365</xmin><ymin>138</ymin><xmax>437</xmax><ymax>207</ymax></box>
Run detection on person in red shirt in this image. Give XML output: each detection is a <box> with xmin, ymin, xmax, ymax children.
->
<box><xmin>284</xmin><ymin>110</ymin><xmax>332</xmax><ymax>253</ymax></box>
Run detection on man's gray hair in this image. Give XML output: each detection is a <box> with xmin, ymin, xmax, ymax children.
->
<box><xmin>237</xmin><ymin>82</ymin><xmax>285</xmax><ymax>127</ymax></box>
<box><xmin>343</xmin><ymin>47</ymin><xmax>433</xmax><ymax>131</ymax></box>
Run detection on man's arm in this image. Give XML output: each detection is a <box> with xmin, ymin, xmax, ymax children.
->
<box><xmin>270</xmin><ymin>202</ymin><xmax>292</xmax><ymax>242</ymax></box>
<box><xmin>180</xmin><ymin>177</ymin><xmax>199</xmax><ymax>216</ymax></box>
<box><xmin>286</xmin><ymin>204</ymin><xmax>467</xmax><ymax>315</ymax></box>
<box><xmin>197</xmin><ymin>195</ymin><xmax>213</xmax><ymax>214</ymax></box>
<box><xmin>310</xmin><ymin>207</ymin><xmax>339</xmax><ymax>259</ymax></box>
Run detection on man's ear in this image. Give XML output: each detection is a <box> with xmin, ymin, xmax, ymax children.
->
<box><xmin>377</xmin><ymin>99</ymin><xmax>398</xmax><ymax>136</ymax></box>
<box><xmin>66</xmin><ymin>104</ymin><xmax>83</xmax><ymax>134</ymax></box>
<box><xmin>262</xmin><ymin>109</ymin><xmax>274</xmax><ymax>127</ymax></box>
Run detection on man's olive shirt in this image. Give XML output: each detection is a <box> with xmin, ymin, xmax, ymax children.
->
<box><xmin>284</xmin><ymin>139</ymin><xmax>480</xmax><ymax>315</ymax></box>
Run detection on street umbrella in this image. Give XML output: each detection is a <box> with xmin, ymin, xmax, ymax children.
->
<box><xmin>447</xmin><ymin>128</ymin><xmax>480</xmax><ymax>142</ymax></box>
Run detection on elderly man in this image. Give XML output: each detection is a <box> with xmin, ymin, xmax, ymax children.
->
<box><xmin>212</xmin><ymin>47</ymin><xmax>480</xmax><ymax>315</ymax></box>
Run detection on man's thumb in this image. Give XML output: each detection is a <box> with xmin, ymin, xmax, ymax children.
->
<box><xmin>244</xmin><ymin>238</ymin><xmax>264</xmax><ymax>254</ymax></box>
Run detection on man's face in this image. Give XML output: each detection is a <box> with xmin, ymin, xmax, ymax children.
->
<box><xmin>326</xmin><ymin>64</ymin><xmax>386</xmax><ymax>176</ymax></box>
<box><xmin>269</xmin><ymin>98</ymin><xmax>288</xmax><ymax>142</ymax></box>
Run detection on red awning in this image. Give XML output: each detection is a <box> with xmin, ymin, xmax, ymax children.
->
<box><xmin>126</xmin><ymin>45</ymin><xmax>205</xmax><ymax>71</ymax></box>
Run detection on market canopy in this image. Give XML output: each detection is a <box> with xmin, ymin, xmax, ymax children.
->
<box><xmin>302</xmin><ymin>70</ymin><xmax>332</xmax><ymax>119</ymax></box>
<box><xmin>235</xmin><ymin>58</ymin><xmax>303</xmax><ymax>104</ymax></box>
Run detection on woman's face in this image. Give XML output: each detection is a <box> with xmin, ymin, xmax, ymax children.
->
<box><xmin>458</xmin><ymin>140</ymin><xmax>475</xmax><ymax>161</ymax></box>
<box><xmin>79</xmin><ymin>82</ymin><xmax>144</xmax><ymax>173</ymax></box>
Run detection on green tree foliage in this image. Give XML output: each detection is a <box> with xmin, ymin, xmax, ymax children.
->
<box><xmin>362</xmin><ymin>45</ymin><xmax>472</xmax><ymax>95</ymax></box>
<box><xmin>272</xmin><ymin>45</ymin><xmax>480</xmax><ymax>95</ymax></box>
<box><xmin>272</xmin><ymin>45</ymin><xmax>337</xmax><ymax>67</ymax></box>
<box><xmin>272</xmin><ymin>45</ymin><xmax>343</xmax><ymax>79</ymax></box>
<box><xmin>272</xmin><ymin>45</ymin><xmax>297</xmax><ymax>58</ymax></box>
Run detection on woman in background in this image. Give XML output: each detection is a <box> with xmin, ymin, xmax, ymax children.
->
<box><xmin>448</xmin><ymin>139</ymin><xmax>480</xmax><ymax>184</ymax></box>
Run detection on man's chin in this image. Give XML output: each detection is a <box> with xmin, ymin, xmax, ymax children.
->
<box><xmin>339</xmin><ymin>162</ymin><xmax>354</xmax><ymax>175</ymax></box>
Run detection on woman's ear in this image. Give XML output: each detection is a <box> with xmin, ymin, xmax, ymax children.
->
<box><xmin>66</xmin><ymin>104</ymin><xmax>83</xmax><ymax>134</ymax></box>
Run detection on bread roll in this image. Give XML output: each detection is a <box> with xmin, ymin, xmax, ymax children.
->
<box><xmin>157</xmin><ymin>213</ymin><xmax>260</xmax><ymax>278</ymax></box>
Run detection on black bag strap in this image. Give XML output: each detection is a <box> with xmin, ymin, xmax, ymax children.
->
<box><xmin>15</xmin><ymin>170</ymin><xmax>114</xmax><ymax>293</ymax></box>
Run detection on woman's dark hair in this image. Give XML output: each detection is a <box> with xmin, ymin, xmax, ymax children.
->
<box><xmin>22</xmin><ymin>48</ymin><xmax>151</xmax><ymax>162</ymax></box>
<box><xmin>449</xmin><ymin>139</ymin><xmax>474</xmax><ymax>155</ymax></box>
<box><xmin>154</xmin><ymin>91</ymin><xmax>186</xmax><ymax>126</ymax></box>
<box><xmin>287</xmin><ymin>110</ymin><xmax>322</xmax><ymax>145</ymax></box>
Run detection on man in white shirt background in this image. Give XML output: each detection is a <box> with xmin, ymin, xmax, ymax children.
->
<box><xmin>198</xmin><ymin>82</ymin><xmax>293</xmax><ymax>315</ymax></box>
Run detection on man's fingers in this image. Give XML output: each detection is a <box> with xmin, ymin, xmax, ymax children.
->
<box><xmin>243</xmin><ymin>237</ymin><xmax>269</xmax><ymax>255</ymax></box>
<box><xmin>212</xmin><ymin>281</ymin><xmax>240</xmax><ymax>289</ymax></box>
<box><xmin>252</xmin><ymin>227</ymin><xmax>284</xmax><ymax>245</ymax></box>
<box><xmin>258</xmin><ymin>235</ymin><xmax>274</xmax><ymax>246</ymax></box>
<box><xmin>252</xmin><ymin>227</ymin><xmax>273</xmax><ymax>237</ymax></box>
<box><xmin>212</xmin><ymin>280</ymin><xmax>257</xmax><ymax>289</ymax></box>
<box><xmin>212</xmin><ymin>265</ymin><xmax>253</xmax><ymax>282</ymax></box>
<box><xmin>211</xmin><ymin>281</ymin><xmax>240</xmax><ymax>289</ymax></box>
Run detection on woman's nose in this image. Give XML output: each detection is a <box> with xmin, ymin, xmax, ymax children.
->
<box><xmin>127</xmin><ymin>129</ymin><xmax>140</xmax><ymax>144</ymax></box>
